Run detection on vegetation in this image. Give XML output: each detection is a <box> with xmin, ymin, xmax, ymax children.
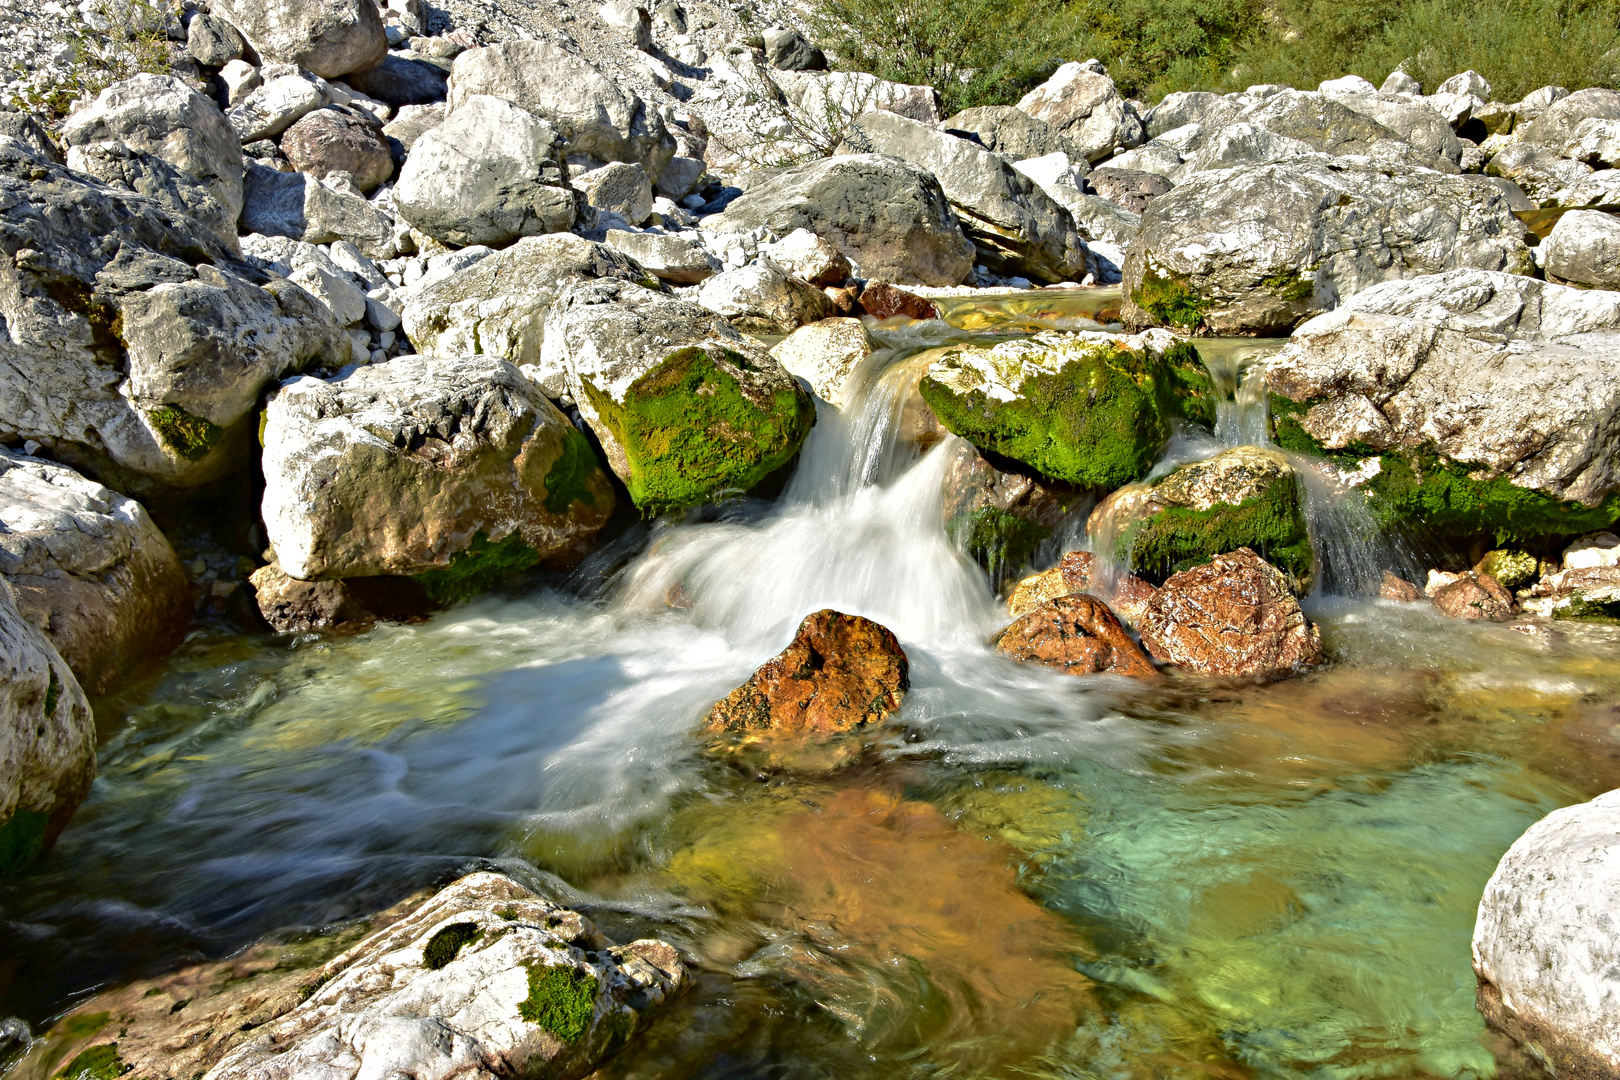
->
<box><xmin>422</xmin><ymin>922</ymin><xmax>484</xmax><ymax>970</ymax></box>
<box><xmin>0</xmin><ymin>807</ymin><xmax>50</xmax><ymax>879</ymax></box>
<box><xmin>6</xmin><ymin>0</ymin><xmax>174</xmax><ymax>119</ymax></box>
<box><xmin>1116</xmin><ymin>475</ymin><xmax>1314</xmax><ymax>588</ymax></box>
<box><xmin>146</xmin><ymin>405</ymin><xmax>225</xmax><ymax>463</ymax></box>
<box><xmin>947</xmin><ymin>506</ymin><xmax>1052</xmax><ymax>583</ymax></box>
<box><xmin>417</xmin><ymin>532</ymin><xmax>541</xmax><ymax>605</ymax></box>
<box><xmin>52</xmin><ymin>1044</ymin><xmax>125</xmax><ymax>1080</ymax></box>
<box><xmin>541</xmin><ymin>427</ymin><xmax>603</xmax><ymax>516</ymax></box>
<box><xmin>518</xmin><ymin>963</ymin><xmax>598</xmax><ymax>1042</ymax></box>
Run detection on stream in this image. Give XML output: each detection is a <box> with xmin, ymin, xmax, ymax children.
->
<box><xmin>5</xmin><ymin>290</ymin><xmax>1620</xmax><ymax>1079</ymax></box>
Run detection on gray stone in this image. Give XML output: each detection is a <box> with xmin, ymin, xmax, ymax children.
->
<box><xmin>758</xmin><ymin>227</ymin><xmax>850</xmax><ymax>286</ymax></box>
<box><xmin>603</xmin><ymin>229</ymin><xmax>718</xmax><ymax>285</ymax></box>
<box><xmin>1324</xmin><ymin>91</ymin><xmax>1463</xmax><ymax>162</ymax></box>
<box><xmin>762</xmin><ymin>25</ymin><xmax>825</xmax><ymax>70</ymax></box>
<box><xmin>771</xmin><ymin>69</ymin><xmax>942</xmax><ymax>126</ymax></box>
<box><xmin>769</xmin><ymin>317</ymin><xmax>872</xmax><ymax>408</ymax></box>
<box><xmin>600</xmin><ymin>0</ymin><xmax>653</xmax><ymax>50</ymax></box>
<box><xmin>1487</xmin><ymin>141</ymin><xmax>1593</xmax><ymax>201</ymax></box>
<box><xmin>1104</xmin><ymin>142</ymin><xmax>1183</xmax><ymax>179</ymax></box>
<box><xmin>1544</xmin><ymin>209</ymin><xmax>1620</xmax><ymax>289</ymax></box>
<box><xmin>1563</xmin><ymin>116</ymin><xmax>1620</xmax><ymax>167</ymax></box>
<box><xmin>1229</xmin><ymin>90</ymin><xmax>1454</xmax><ymax>169</ymax></box>
<box><xmin>219</xmin><ymin>59</ymin><xmax>262</xmax><ymax>105</ymax></box>
<box><xmin>0</xmin><ymin>113</ymin><xmax>60</xmax><ymax>162</ymax></box>
<box><xmin>1144</xmin><ymin>90</ymin><xmax>1243</xmax><ymax>142</ymax></box>
<box><xmin>1517</xmin><ymin>87</ymin><xmax>1620</xmax><ymax>149</ymax></box>
<box><xmin>1015</xmin><ymin>60</ymin><xmax>1145</xmax><ymax>164</ymax></box>
<box><xmin>1438</xmin><ymin>70</ymin><xmax>1492</xmax><ymax>99</ymax></box>
<box><xmin>381</xmin><ymin>102</ymin><xmax>444</xmax><ymax>150</ymax></box>
<box><xmin>227</xmin><ymin>72</ymin><xmax>328</xmax><ymax>142</ymax></box>
<box><xmin>281</xmin><ymin>106</ymin><xmax>393</xmax><ymax>193</ymax></box>
<box><xmin>1381</xmin><ymin>71</ymin><xmax>1422</xmax><ymax>95</ymax></box>
<box><xmin>66</xmin><ymin>141</ymin><xmax>239</xmax><ymax>253</ymax></box>
<box><xmin>945</xmin><ymin>105</ymin><xmax>1078</xmax><ymax>162</ymax></box>
<box><xmin>695</xmin><ymin>259</ymin><xmax>835</xmax><ymax>334</ymax></box>
<box><xmin>343</xmin><ymin>52</ymin><xmax>449</xmax><ymax>108</ymax></box>
<box><xmin>1549</xmin><ymin>169</ymin><xmax>1620</xmax><ymax>209</ymax></box>
<box><xmin>1088</xmin><ymin>166</ymin><xmax>1172</xmax><ymax>213</ymax></box>
<box><xmin>574</xmin><ymin>161</ymin><xmax>653</xmax><ymax>225</ymax></box>
<box><xmin>655</xmin><ymin>154</ymin><xmax>705</xmax><ymax>199</ymax></box>
<box><xmin>185</xmin><ymin>12</ymin><xmax>244</xmax><ymax>66</ymax></box>
<box><xmin>240</xmin><ymin>165</ymin><xmax>398</xmax><ymax>257</ymax></box>
<box><xmin>211</xmin><ymin>0</ymin><xmax>387</xmax><ymax>79</ymax></box>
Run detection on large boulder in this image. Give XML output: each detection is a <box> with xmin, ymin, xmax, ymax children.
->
<box><xmin>1266</xmin><ymin>269</ymin><xmax>1620</xmax><ymax>543</ymax></box>
<box><xmin>1121</xmin><ymin>159</ymin><xmax>1534</xmax><ymax>335</ymax></box>
<box><xmin>1543</xmin><ymin>208</ymin><xmax>1620</xmax><ymax>289</ymax></box>
<box><xmin>703</xmin><ymin>154</ymin><xmax>974</xmax><ymax>287</ymax></box>
<box><xmin>448</xmin><ymin>40</ymin><xmax>676</xmax><ymax>181</ymax></box>
<box><xmin>59</xmin><ymin>73</ymin><xmax>244</xmax><ymax>221</ymax></box>
<box><xmin>1486</xmin><ymin>142</ymin><xmax>1592</xmax><ymax>202</ymax></box>
<box><xmin>210</xmin><ymin>0</ymin><xmax>387</xmax><ymax>79</ymax></box>
<box><xmin>394</xmin><ymin>95</ymin><xmax>579</xmax><ymax>248</ymax></box>
<box><xmin>842</xmin><ymin>110</ymin><xmax>1090</xmax><ymax>284</ymax></box>
<box><xmin>940</xmin><ymin>439</ymin><xmax>1085</xmax><ymax>585</ymax></box>
<box><xmin>401</xmin><ymin>234</ymin><xmax>654</xmax><ymax>383</ymax></box>
<box><xmin>1321</xmin><ymin>90</ymin><xmax>1464</xmax><ymax>163</ymax></box>
<box><xmin>0</xmin><ymin>450</ymin><xmax>188</xmax><ymax>695</ymax></box>
<box><xmin>239</xmin><ymin>165</ymin><xmax>398</xmax><ymax>257</ymax></box>
<box><xmin>769</xmin><ymin>317</ymin><xmax>873</xmax><ymax>408</ymax></box>
<box><xmin>1015</xmin><ymin>60</ymin><xmax>1145</xmax><ymax>164</ymax></box>
<box><xmin>344</xmin><ymin>53</ymin><xmax>450</xmax><ymax>108</ymax></box>
<box><xmin>603</xmin><ymin>230</ymin><xmax>719</xmax><ymax>285</ymax></box>
<box><xmin>227</xmin><ymin>70</ymin><xmax>328</xmax><ymax>143</ymax></box>
<box><xmin>0</xmin><ymin>575</ymin><xmax>92</xmax><ymax>878</ymax></box>
<box><xmin>67</xmin><ymin>141</ymin><xmax>239</xmax><ymax>253</ymax></box>
<box><xmin>261</xmin><ymin>355</ymin><xmax>615</xmax><ymax>591</ymax></box>
<box><xmin>992</xmin><ymin>594</ymin><xmax>1155</xmax><ymax>679</ymax></box>
<box><xmin>1473</xmin><ymin>790</ymin><xmax>1620</xmax><ymax>1078</ymax></box>
<box><xmin>944</xmin><ymin>105</ymin><xmax>1078</xmax><ymax>162</ymax></box>
<box><xmin>770</xmin><ymin>69</ymin><xmax>943</xmax><ymax>126</ymax></box>
<box><xmin>280</xmin><ymin>105</ymin><xmax>393</xmax><ymax>193</ymax></box>
<box><xmin>1228</xmin><ymin>90</ymin><xmax>1456</xmax><ymax>169</ymax></box>
<box><xmin>694</xmin><ymin>260</ymin><xmax>834</xmax><ymax>334</ymax></box>
<box><xmin>0</xmin><ymin>141</ymin><xmax>345</xmax><ymax>492</ymax></box>
<box><xmin>1516</xmin><ymin>87</ymin><xmax>1620</xmax><ymax>149</ymax></box>
<box><xmin>917</xmin><ymin>329</ymin><xmax>1213</xmax><ymax>490</ymax></box>
<box><xmin>541</xmin><ymin>279</ymin><xmax>816</xmax><ymax>509</ymax></box>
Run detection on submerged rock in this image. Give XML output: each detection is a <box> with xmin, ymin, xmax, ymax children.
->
<box><xmin>1473</xmin><ymin>789</ymin><xmax>1620</xmax><ymax>1078</ymax></box>
<box><xmin>992</xmin><ymin>594</ymin><xmax>1156</xmax><ymax>679</ymax></box>
<box><xmin>1136</xmin><ymin>548</ymin><xmax>1323</xmax><ymax>680</ymax></box>
<box><xmin>1431</xmin><ymin>572</ymin><xmax>1516</xmax><ymax>621</ymax></box>
<box><xmin>707</xmin><ymin>609</ymin><xmax>908</xmax><ymax>738</ymax></box>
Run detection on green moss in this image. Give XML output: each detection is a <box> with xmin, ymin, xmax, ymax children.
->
<box><xmin>517</xmin><ymin>963</ymin><xmax>598</xmax><ymax>1043</ymax></box>
<box><xmin>541</xmin><ymin>427</ymin><xmax>601</xmax><ymax>515</ymax></box>
<box><xmin>1164</xmin><ymin>340</ymin><xmax>1218</xmax><ymax>431</ymax></box>
<box><xmin>1116</xmin><ymin>475</ymin><xmax>1314</xmax><ymax>587</ymax></box>
<box><xmin>1259</xmin><ymin>269</ymin><xmax>1313</xmax><ymax>303</ymax></box>
<box><xmin>422</xmin><ymin>922</ymin><xmax>483</xmax><ymax>970</ymax></box>
<box><xmin>416</xmin><ymin>532</ymin><xmax>540</xmax><ymax>605</ymax></box>
<box><xmin>44</xmin><ymin>669</ymin><xmax>60</xmax><ymax>717</ymax></box>
<box><xmin>581</xmin><ymin>346</ymin><xmax>814</xmax><ymax>511</ymax></box>
<box><xmin>53</xmin><ymin>1044</ymin><xmax>125</xmax><ymax>1080</ymax></box>
<box><xmin>1476</xmin><ymin>549</ymin><xmax>1538</xmax><ymax>589</ymax></box>
<box><xmin>1131</xmin><ymin>266</ymin><xmax>1210</xmax><ymax>333</ymax></box>
<box><xmin>0</xmin><ymin>807</ymin><xmax>50</xmax><ymax>878</ymax></box>
<box><xmin>42</xmin><ymin>280</ymin><xmax>123</xmax><ymax>364</ymax></box>
<box><xmin>947</xmin><ymin>507</ymin><xmax>1051</xmax><ymax>581</ymax></box>
<box><xmin>146</xmin><ymin>405</ymin><xmax>224</xmax><ymax>462</ymax></box>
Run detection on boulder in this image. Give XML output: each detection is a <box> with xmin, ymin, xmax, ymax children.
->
<box><xmin>67</xmin><ymin>141</ymin><xmax>239</xmax><ymax>253</ymax></box>
<box><xmin>1517</xmin><ymin>87</ymin><xmax>1620</xmax><ymax>149</ymax></box>
<box><xmin>261</xmin><ymin>354</ymin><xmax>615</xmax><ymax>587</ymax></box>
<box><xmin>344</xmin><ymin>53</ymin><xmax>450</xmax><ymax>108</ymax></box>
<box><xmin>1548</xmin><ymin>169</ymin><xmax>1620</xmax><ymax>209</ymax></box>
<box><xmin>1522</xmin><ymin>565</ymin><xmax>1620</xmax><ymax>619</ymax></box>
<box><xmin>394</xmin><ymin>95</ymin><xmax>579</xmax><ymax>248</ymax></box>
<box><xmin>0</xmin><ymin>450</ymin><xmax>188</xmax><ymax>695</ymax></box>
<box><xmin>382</xmin><ymin>101</ymin><xmax>446</xmax><ymax>150</ymax></box>
<box><xmin>573</xmin><ymin>161</ymin><xmax>653</xmax><ymax>225</ymax></box>
<box><xmin>918</xmin><ymin>328</ymin><xmax>1213</xmax><ymax>490</ymax></box>
<box><xmin>541</xmin><ymin>279</ymin><xmax>816</xmax><ymax>509</ymax></box>
<box><xmin>1486</xmin><ymin>141</ymin><xmax>1592</xmax><ymax>202</ymax></box>
<box><xmin>1007</xmin><ymin>549</ymin><xmax>1098</xmax><ymax>618</ymax></box>
<box><xmin>1319</xmin><ymin>91</ymin><xmax>1462</xmax><ymax>161</ymax></box>
<box><xmin>0</xmin><ymin>112</ymin><xmax>61</xmax><ymax>161</ymax></box>
<box><xmin>707</xmin><ymin>609</ymin><xmax>907</xmax><ymax>738</ymax></box>
<box><xmin>763</xmin><ymin>26</ymin><xmax>825</xmax><ymax>71</ymax></box>
<box><xmin>1059</xmin><ymin>192</ymin><xmax>1142</xmax><ymax>245</ymax></box>
<box><xmin>1380</xmin><ymin>571</ymin><xmax>1425</xmax><ymax>601</ymax></box>
<box><xmin>1232</xmin><ymin>90</ymin><xmax>1455</xmax><ymax>169</ymax></box>
<box><xmin>853</xmin><ymin>281</ymin><xmax>939</xmax><ymax>320</ymax></box>
<box><xmin>694</xmin><ymin>260</ymin><xmax>834</xmax><ymax>334</ymax></box>
<box><xmin>280</xmin><ymin>105</ymin><xmax>393</xmax><ymax>193</ymax></box>
<box><xmin>59</xmin><ymin>73</ymin><xmax>243</xmax><ymax>221</ymax></box>
<box><xmin>210</xmin><ymin>0</ymin><xmax>386</xmax><ymax>78</ymax></box>
<box><xmin>401</xmin><ymin>234</ymin><xmax>655</xmax><ymax>381</ymax></box>
<box><xmin>1562</xmin><ymin>117</ymin><xmax>1620</xmax><ymax>167</ymax></box>
<box><xmin>0</xmin><ymin>143</ymin><xmax>345</xmax><ymax>492</ymax></box>
<box><xmin>447</xmin><ymin>40</ymin><xmax>676</xmax><ymax>180</ymax></box>
<box><xmin>1105</xmin><ymin>142</ymin><xmax>1183</xmax><ymax>179</ymax></box>
<box><xmin>758</xmin><ymin>228</ymin><xmax>850</xmax><ymax>286</ymax></box>
<box><xmin>1015</xmin><ymin>60</ymin><xmax>1145</xmax><ymax>164</ymax></box>
<box><xmin>771</xmin><ymin>69</ymin><xmax>942</xmax><ymax>126</ymax></box>
<box><xmin>227</xmin><ymin>71</ymin><xmax>329</xmax><ymax>142</ymax></box>
<box><xmin>248</xmin><ymin>559</ymin><xmax>378</xmax><ymax>632</ymax></box>
<box><xmin>1265</xmin><ymin>270</ymin><xmax>1620</xmax><ymax>533</ymax></box>
<box><xmin>1431</xmin><ymin>571</ymin><xmax>1515</xmax><ymax>620</ymax></box>
<box><xmin>944</xmin><ymin>105</ymin><xmax>1079</xmax><ymax>162</ymax></box>
<box><xmin>1473</xmin><ymin>790</ymin><xmax>1620</xmax><ymax>1078</ymax></box>
<box><xmin>702</xmin><ymin>154</ymin><xmax>975</xmax><ymax>287</ymax></box>
<box><xmin>992</xmin><ymin>594</ymin><xmax>1156</xmax><ymax>679</ymax></box>
<box><xmin>219</xmin><ymin>59</ymin><xmax>262</xmax><ymax>105</ymax></box>
<box><xmin>1121</xmin><ymin>159</ymin><xmax>1534</xmax><ymax>335</ymax></box>
<box><xmin>602</xmin><ymin>229</ymin><xmax>718</xmax><ymax>284</ymax></box>
<box><xmin>769</xmin><ymin>317</ymin><xmax>873</xmax><ymax>408</ymax></box>
<box><xmin>1135</xmin><ymin>548</ymin><xmax>1324</xmax><ymax>680</ymax></box>
<box><xmin>1544</xmin><ymin>208</ymin><xmax>1620</xmax><ymax>289</ymax></box>
<box><xmin>842</xmin><ymin>110</ymin><xmax>1090</xmax><ymax>284</ymax></box>
<box><xmin>239</xmin><ymin>166</ymin><xmax>398</xmax><ymax>257</ymax></box>
<box><xmin>185</xmin><ymin>12</ymin><xmax>245</xmax><ymax>66</ymax></box>
<box><xmin>1088</xmin><ymin>446</ymin><xmax>1312</xmax><ymax>591</ymax></box>
<box><xmin>600</xmin><ymin>0</ymin><xmax>652</xmax><ymax>50</ymax></box>
<box><xmin>1087</xmin><ymin>167</ymin><xmax>1172</xmax><ymax>214</ymax></box>
<box><xmin>940</xmin><ymin>439</ymin><xmax>1085</xmax><ymax>584</ymax></box>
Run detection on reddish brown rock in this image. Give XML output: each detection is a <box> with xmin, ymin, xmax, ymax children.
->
<box><xmin>281</xmin><ymin>106</ymin><xmax>394</xmax><ymax>193</ymax></box>
<box><xmin>1136</xmin><ymin>548</ymin><xmax>1323</xmax><ymax>680</ymax></box>
<box><xmin>1381</xmin><ymin>571</ymin><xmax>1425</xmax><ymax>602</ymax></box>
<box><xmin>993</xmin><ymin>594</ymin><xmax>1156</xmax><ymax>679</ymax></box>
<box><xmin>707</xmin><ymin>609</ymin><xmax>909</xmax><ymax>737</ymax></box>
<box><xmin>856</xmin><ymin>281</ymin><xmax>941</xmax><ymax>321</ymax></box>
<box><xmin>1108</xmin><ymin>571</ymin><xmax>1159</xmax><ymax>627</ymax></box>
<box><xmin>1432</xmin><ymin>572</ymin><xmax>1516</xmax><ymax>621</ymax></box>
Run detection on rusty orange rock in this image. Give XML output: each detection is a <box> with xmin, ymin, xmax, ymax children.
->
<box><xmin>1432</xmin><ymin>572</ymin><xmax>1516</xmax><ymax>621</ymax></box>
<box><xmin>993</xmin><ymin>594</ymin><xmax>1157</xmax><ymax>679</ymax></box>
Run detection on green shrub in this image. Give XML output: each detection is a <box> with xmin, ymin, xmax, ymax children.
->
<box><xmin>6</xmin><ymin>0</ymin><xmax>175</xmax><ymax>119</ymax></box>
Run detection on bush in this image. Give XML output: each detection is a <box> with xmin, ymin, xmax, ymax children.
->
<box><xmin>5</xmin><ymin>0</ymin><xmax>175</xmax><ymax>119</ymax></box>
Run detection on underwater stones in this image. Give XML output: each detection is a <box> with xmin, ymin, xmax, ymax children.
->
<box><xmin>0</xmin><ymin>575</ymin><xmax>93</xmax><ymax>878</ymax></box>
<box><xmin>706</xmin><ymin>609</ymin><xmax>908</xmax><ymax>739</ymax></box>
<box><xmin>992</xmin><ymin>594</ymin><xmax>1156</xmax><ymax>679</ymax></box>
<box><xmin>1430</xmin><ymin>571</ymin><xmax>1516</xmax><ymax>621</ymax></box>
<box><xmin>260</xmin><ymin>354</ymin><xmax>615</xmax><ymax>585</ymax></box>
<box><xmin>1473</xmin><ymin>789</ymin><xmax>1620</xmax><ymax>1078</ymax></box>
<box><xmin>541</xmin><ymin>279</ymin><xmax>815</xmax><ymax>510</ymax></box>
<box><xmin>0</xmin><ymin>450</ymin><xmax>189</xmax><ymax>695</ymax></box>
<box><xmin>1136</xmin><ymin>548</ymin><xmax>1323</xmax><ymax>680</ymax></box>
<box><xmin>769</xmin><ymin>317</ymin><xmax>873</xmax><ymax>409</ymax></box>
<box><xmin>694</xmin><ymin>260</ymin><xmax>835</xmax><ymax>335</ymax></box>
<box><xmin>918</xmin><ymin>329</ymin><xmax>1211</xmax><ymax>490</ymax></box>
<box><xmin>1088</xmin><ymin>446</ymin><xmax>1312</xmax><ymax>592</ymax></box>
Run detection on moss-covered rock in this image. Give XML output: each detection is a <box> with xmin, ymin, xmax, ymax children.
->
<box><xmin>918</xmin><ymin>329</ymin><xmax>1216</xmax><ymax>491</ymax></box>
<box><xmin>939</xmin><ymin>440</ymin><xmax>1086</xmax><ymax>588</ymax></box>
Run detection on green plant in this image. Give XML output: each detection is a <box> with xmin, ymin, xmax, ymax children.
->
<box><xmin>6</xmin><ymin>0</ymin><xmax>176</xmax><ymax>119</ymax></box>
<box><xmin>416</xmin><ymin>532</ymin><xmax>541</xmax><ymax>604</ymax></box>
<box><xmin>146</xmin><ymin>405</ymin><xmax>225</xmax><ymax>462</ymax></box>
<box><xmin>541</xmin><ymin>427</ymin><xmax>603</xmax><ymax>515</ymax></box>
<box><xmin>1131</xmin><ymin>268</ymin><xmax>1210</xmax><ymax>333</ymax></box>
<box><xmin>517</xmin><ymin>964</ymin><xmax>598</xmax><ymax>1042</ymax></box>
<box><xmin>422</xmin><ymin>922</ymin><xmax>483</xmax><ymax>970</ymax></box>
<box><xmin>53</xmin><ymin>1044</ymin><xmax>125</xmax><ymax>1080</ymax></box>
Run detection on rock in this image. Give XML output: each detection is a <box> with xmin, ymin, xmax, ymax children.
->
<box><xmin>654</xmin><ymin>155</ymin><xmax>705</xmax><ymax>199</ymax></box>
<box><xmin>1015</xmin><ymin>60</ymin><xmax>1145</xmax><ymax>164</ymax></box>
<box><xmin>67</xmin><ymin>141</ymin><xmax>239</xmax><ymax>253</ymax></box>
<box><xmin>1060</xmin><ymin>192</ymin><xmax>1142</xmax><ymax>245</ymax></box>
<box><xmin>227</xmin><ymin>72</ymin><xmax>328</xmax><ymax>142</ymax></box>
<box><xmin>992</xmin><ymin>594</ymin><xmax>1155</xmax><ymax>678</ymax></box>
<box><xmin>1438</xmin><ymin>71</ymin><xmax>1492</xmax><ymax>99</ymax></box>
<box><xmin>1543</xmin><ymin>208</ymin><xmax>1620</xmax><ymax>289</ymax></box>
<box><xmin>1566</xmin><ymin>531</ymin><xmax>1620</xmax><ymax>569</ymax></box>
<box><xmin>1548</xmin><ymin>170</ymin><xmax>1620</xmax><ymax>209</ymax></box>
<box><xmin>769</xmin><ymin>317</ymin><xmax>872</xmax><ymax>408</ymax></box>
<box><xmin>211</xmin><ymin>0</ymin><xmax>386</xmax><ymax>78</ymax></box>
<box><xmin>280</xmin><ymin>106</ymin><xmax>393</xmax><ymax>193</ymax></box>
<box><xmin>0</xmin><ymin>450</ymin><xmax>188</xmax><ymax>695</ymax></box>
<box><xmin>261</xmin><ymin>354</ymin><xmax>615</xmax><ymax>586</ymax></box>
<box><xmin>1522</xmin><ymin>565</ymin><xmax>1620</xmax><ymax>619</ymax></box>
<box><xmin>1105</xmin><ymin>142</ymin><xmax>1183</xmax><ymax>179</ymax></box>
<box><xmin>1087</xmin><ymin>167</ymin><xmax>1172</xmax><ymax>214</ymax></box>
<box><xmin>1431</xmin><ymin>572</ymin><xmax>1515</xmax><ymax>620</ymax></box>
<box><xmin>542</xmin><ymin>279</ymin><xmax>815</xmax><ymax>509</ymax></box>
<box><xmin>1088</xmin><ymin>446</ymin><xmax>1312</xmax><ymax>592</ymax></box>
<box><xmin>1381</xmin><ymin>71</ymin><xmax>1422</xmax><ymax>95</ymax></box>
<box><xmin>59</xmin><ymin>73</ymin><xmax>243</xmax><ymax>221</ymax></box>
<box><xmin>918</xmin><ymin>328</ymin><xmax>1212</xmax><ymax>490</ymax></box>
<box><xmin>1487</xmin><ymin>141</ymin><xmax>1592</xmax><ymax>201</ymax></box>
<box><xmin>854</xmin><ymin>280</ymin><xmax>939</xmax><ymax>320</ymax></box>
<box><xmin>600</xmin><ymin>0</ymin><xmax>652</xmax><ymax>50</ymax></box>
<box><xmin>695</xmin><ymin>260</ymin><xmax>834</xmax><ymax>334</ymax></box>
<box><xmin>1563</xmin><ymin>117</ymin><xmax>1620</xmax><ymax>167</ymax></box>
<box><xmin>249</xmin><ymin>559</ymin><xmax>378</xmax><ymax>632</ymax></box>
<box><xmin>1318</xmin><ymin>91</ymin><xmax>1463</xmax><ymax>163</ymax></box>
<box><xmin>1319</xmin><ymin>75</ymin><xmax>1377</xmax><ymax>95</ymax></box>
<box><xmin>382</xmin><ymin>101</ymin><xmax>445</xmax><ymax>150</ymax></box>
<box><xmin>448</xmin><ymin>40</ymin><xmax>676</xmax><ymax>181</ymax></box>
<box><xmin>186</xmin><ymin>11</ymin><xmax>244</xmax><ymax>66</ymax></box>
<box><xmin>219</xmin><ymin>59</ymin><xmax>262</xmax><ymax>105</ymax></box>
<box><xmin>1473</xmin><ymin>789</ymin><xmax>1620</xmax><ymax>1077</ymax></box>
<box><xmin>394</xmin><ymin>95</ymin><xmax>578</xmax><ymax>247</ymax></box>
<box><xmin>0</xmin><ymin>143</ymin><xmax>345</xmax><ymax>491</ymax></box>
<box><xmin>707</xmin><ymin>609</ymin><xmax>907</xmax><ymax>737</ymax></box>
<box><xmin>288</xmin><ymin>261</ymin><xmax>367</xmax><ymax>326</ymax></box>
<box><xmin>758</xmin><ymin>228</ymin><xmax>850</xmax><ymax>286</ymax></box>
<box><xmin>574</xmin><ymin>162</ymin><xmax>653</xmax><ymax>225</ymax></box>
<box><xmin>0</xmin><ymin>575</ymin><xmax>92</xmax><ymax>877</ymax></box>
<box><xmin>602</xmin><ymin>229</ymin><xmax>717</xmax><ymax>284</ymax></box>
<box><xmin>0</xmin><ymin>112</ymin><xmax>60</xmax><ymax>162</ymax></box>
<box><xmin>1517</xmin><ymin>87</ymin><xmax>1620</xmax><ymax>149</ymax></box>
<box><xmin>944</xmin><ymin>105</ymin><xmax>1078</xmax><ymax>161</ymax></box>
<box><xmin>1136</xmin><ymin>548</ymin><xmax>1324</xmax><ymax>680</ymax></box>
<box><xmin>1265</xmin><ymin>270</ymin><xmax>1620</xmax><ymax>522</ymax></box>
<box><xmin>771</xmin><ymin>69</ymin><xmax>943</xmax><ymax>126</ymax></box>
<box><xmin>240</xmin><ymin>166</ymin><xmax>398</xmax><ymax>256</ymax></box>
<box><xmin>763</xmin><ymin>26</ymin><xmax>825</xmax><ymax>70</ymax></box>
<box><xmin>1380</xmin><ymin>571</ymin><xmax>1424</xmax><ymax>601</ymax></box>
<box><xmin>1476</xmin><ymin>549</ymin><xmax>1539</xmax><ymax>589</ymax></box>
<box><xmin>939</xmin><ymin>439</ymin><xmax>1085</xmax><ymax>583</ymax></box>
<box><xmin>1121</xmin><ymin>159</ymin><xmax>1534</xmax><ymax>335</ymax></box>
<box><xmin>703</xmin><ymin>154</ymin><xmax>975</xmax><ymax>287</ymax></box>
<box><xmin>402</xmin><ymin>235</ymin><xmax>653</xmax><ymax>380</ymax></box>
<box><xmin>345</xmin><ymin>53</ymin><xmax>449</xmax><ymax>108</ymax></box>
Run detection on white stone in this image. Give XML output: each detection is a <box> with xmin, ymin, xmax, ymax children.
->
<box><xmin>769</xmin><ymin>318</ymin><xmax>873</xmax><ymax>408</ymax></box>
